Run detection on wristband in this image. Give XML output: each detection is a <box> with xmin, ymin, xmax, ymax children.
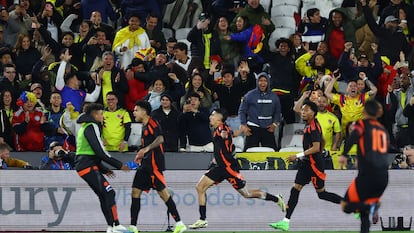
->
<box><xmin>296</xmin><ymin>152</ymin><xmax>305</xmax><ymax>158</ymax></box>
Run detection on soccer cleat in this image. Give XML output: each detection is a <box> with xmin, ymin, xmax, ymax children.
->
<box><xmin>127</xmin><ymin>225</ymin><xmax>139</xmax><ymax>233</ymax></box>
<box><xmin>354</xmin><ymin>212</ymin><xmax>360</xmax><ymax>219</ymax></box>
<box><xmin>370</xmin><ymin>202</ymin><xmax>381</xmax><ymax>224</ymax></box>
<box><xmin>106</xmin><ymin>226</ymin><xmax>113</xmax><ymax>233</ymax></box>
<box><xmin>188</xmin><ymin>219</ymin><xmax>208</xmax><ymax>229</ymax></box>
<box><xmin>269</xmin><ymin>220</ymin><xmax>290</xmax><ymax>231</ymax></box>
<box><xmin>173</xmin><ymin>222</ymin><xmax>187</xmax><ymax>233</ymax></box>
<box><xmin>276</xmin><ymin>194</ymin><xmax>286</xmax><ymax>212</ymax></box>
<box><xmin>112</xmin><ymin>224</ymin><xmax>128</xmax><ymax>233</ymax></box>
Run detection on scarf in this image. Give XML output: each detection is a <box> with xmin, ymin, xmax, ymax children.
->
<box><xmin>112</xmin><ymin>26</ymin><xmax>145</xmax><ymax>51</ymax></box>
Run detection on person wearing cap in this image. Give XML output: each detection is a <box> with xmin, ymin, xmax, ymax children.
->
<box><xmin>30</xmin><ymin>82</ymin><xmax>48</xmax><ymax>112</ymax></box>
<box><xmin>379</xmin><ymin>0</ymin><xmax>413</xmax><ymax>27</ymax></box>
<box><xmin>338</xmin><ymin>41</ymin><xmax>383</xmax><ymax>85</ymax></box>
<box><xmin>187</xmin><ymin>12</ymin><xmax>222</xmax><ymax>70</ymax></box>
<box><xmin>361</xmin><ymin>0</ymin><xmax>411</xmax><ymax>65</ymax></box>
<box><xmin>238</xmin><ymin>72</ymin><xmax>281</xmax><ymax>151</ymax></box>
<box><xmin>102</xmin><ymin>91</ymin><xmax>132</xmax><ymax>152</ymax></box>
<box><xmin>12</xmin><ymin>91</ymin><xmax>52</xmax><ymax>151</ymax></box>
<box><xmin>270</xmin><ymin>100</ymin><xmax>342</xmax><ymax>231</ymax></box>
<box><xmin>151</xmin><ymin>92</ymin><xmax>180</xmax><ymax>152</ymax></box>
<box><xmin>112</xmin><ymin>13</ymin><xmax>150</xmax><ymax>69</ymax></box>
<box><xmin>39</xmin><ymin>141</ymin><xmax>75</xmax><ymax>170</ymax></box>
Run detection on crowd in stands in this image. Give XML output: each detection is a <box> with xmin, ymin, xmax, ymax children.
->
<box><xmin>0</xmin><ymin>0</ymin><xmax>413</xmax><ymax>169</ymax></box>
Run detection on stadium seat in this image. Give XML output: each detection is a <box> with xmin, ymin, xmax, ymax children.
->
<box><xmin>246</xmin><ymin>147</ymin><xmax>275</xmax><ymax>152</ymax></box>
<box><xmin>280</xmin><ymin>134</ymin><xmax>303</xmax><ymax>148</ymax></box>
<box><xmin>279</xmin><ymin>146</ymin><xmax>303</xmax><ymax>152</ymax></box>
<box><xmin>273</xmin><ymin>0</ymin><xmax>301</xmax><ymax>8</ymax></box>
<box><xmin>162</xmin><ymin>28</ymin><xmax>174</xmax><ymax>40</ymax></box>
<box><xmin>282</xmin><ymin>123</ymin><xmax>305</xmax><ymax>136</ymax></box>
<box><xmin>261</xmin><ymin>0</ymin><xmax>272</xmax><ymax>14</ymax></box>
<box><xmin>268</xmin><ymin>27</ymin><xmax>296</xmax><ymax>51</ymax></box>
<box><xmin>272</xmin><ymin>16</ymin><xmax>297</xmax><ymax>30</ymax></box>
<box><xmin>233</xmin><ymin>136</ymin><xmax>245</xmax><ymax>152</ymax></box>
<box><xmin>175</xmin><ymin>27</ymin><xmax>192</xmax><ymax>40</ymax></box>
<box><xmin>271</xmin><ymin>5</ymin><xmax>298</xmax><ymax>17</ymax></box>
<box><xmin>128</xmin><ymin>123</ymin><xmax>142</xmax><ymax>147</ymax></box>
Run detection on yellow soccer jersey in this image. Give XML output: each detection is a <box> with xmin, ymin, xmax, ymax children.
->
<box><xmin>316</xmin><ymin>111</ymin><xmax>341</xmax><ymax>152</ymax></box>
<box><xmin>332</xmin><ymin>92</ymin><xmax>369</xmax><ymax>134</ymax></box>
<box><xmin>103</xmin><ymin>108</ymin><xmax>132</xmax><ymax>152</ymax></box>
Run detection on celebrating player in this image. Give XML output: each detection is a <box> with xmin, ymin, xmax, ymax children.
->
<box><xmin>339</xmin><ymin>99</ymin><xmax>390</xmax><ymax>233</ymax></box>
<box><xmin>189</xmin><ymin>108</ymin><xmax>286</xmax><ymax>229</ymax></box>
<box><xmin>128</xmin><ymin>100</ymin><xmax>187</xmax><ymax>233</ymax></box>
<box><xmin>270</xmin><ymin>100</ymin><xmax>342</xmax><ymax>231</ymax></box>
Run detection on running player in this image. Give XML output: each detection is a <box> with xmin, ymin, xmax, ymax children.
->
<box><xmin>75</xmin><ymin>103</ymin><xmax>130</xmax><ymax>233</ymax></box>
<box><xmin>189</xmin><ymin>108</ymin><xmax>286</xmax><ymax>229</ymax></box>
<box><xmin>339</xmin><ymin>99</ymin><xmax>390</xmax><ymax>233</ymax></box>
<box><xmin>270</xmin><ymin>100</ymin><xmax>342</xmax><ymax>231</ymax></box>
<box><xmin>128</xmin><ymin>100</ymin><xmax>186</xmax><ymax>233</ymax></box>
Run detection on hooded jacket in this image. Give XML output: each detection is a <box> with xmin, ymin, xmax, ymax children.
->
<box><xmin>238</xmin><ymin>72</ymin><xmax>281</xmax><ymax>128</ymax></box>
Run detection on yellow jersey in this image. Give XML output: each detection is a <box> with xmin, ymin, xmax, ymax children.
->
<box><xmin>315</xmin><ymin>110</ymin><xmax>341</xmax><ymax>152</ymax></box>
<box><xmin>103</xmin><ymin>108</ymin><xmax>132</xmax><ymax>152</ymax></box>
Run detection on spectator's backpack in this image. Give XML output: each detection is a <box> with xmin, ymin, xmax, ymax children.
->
<box><xmin>248</xmin><ymin>24</ymin><xmax>264</xmax><ymax>54</ymax></box>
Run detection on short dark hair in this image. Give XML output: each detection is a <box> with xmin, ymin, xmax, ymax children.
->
<box><xmin>64</xmin><ymin>72</ymin><xmax>78</xmax><ymax>83</ymax></box>
<box><xmin>106</xmin><ymin>91</ymin><xmax>118</xmax><ymax>98</ymax></box>
<box><xmin>84</xmin><ymin>103</ymin><xmax>104</xmax><ymax>115</ymax></box>
<box><xmin>173</xmin><ymin>42</ymin><xmax>188</xmax><ymax>53</ymax></box>
<box><xmin>214</xmin><ymin>108</ymin><xmax>228</xmax><ymax>122</ymax></box>
<box><xmin>167</xmin><ymin>37</ymin><xmax>177</xmax><ymax>43</ymax></box>
<box><xmin>135</xmin><ymin>100</ymin><xmax>151</xmax><ymax>115</ymax></box>
<box><xmin>303</xmin><ymin>99</ymin><xmax>318</xmax><ymax>116</ymax></box>
<box><xmin>307</xmin><ymin>8</ymin><xmax>319</xmax><ymax>18</ymax></box>
<box><xmin>61</xmin><ymin>31</ymin><xmax>74</xmax><ymax>40</ymax></box>
<box><xmin>189</xmin><ymin>92</ymin><xmax>201</xmax><ymax>99</ymax></box>
<box><xmin>364</xmin><ymin>99</ymin><xmax>380</xmax><ymax>118</ymax></box>
<box><xmin>275</xmin><ymin>37</ymin><xmax>292</xmax><ymax>49</ymax></box>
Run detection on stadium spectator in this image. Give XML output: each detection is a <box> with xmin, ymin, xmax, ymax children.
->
<box><xmin>178</xmin><ymin>92</ymin><xmax>213</xmax><ymax>152</ymax></box>
<box><xmin>82</xmin><ymin>27</ymin><xmax>112</xmax><ymax>71</ymax></box>
<box><xmin>214</xmin><ymin>16</ymin><xmax>240</xmax><ymax>66</ymax></box>
<box><xmin>230</xmin><ymin>0</ymin><xmax>275</xmax><ymax>51</ymax></box>
<box><xmin>403</xmin><ymin>95</ymin><xmax>414</xmax><ymax>145</ymax></box>
<box><xmin>377</xmin><ymin>56</ymin><xmax>398</xmax><ymax>100</ymax></box>
<box><xmin>264</xmin><ymin>38</ymin><xmax>298</xmax><ymax>124</ymax></box>
<box><xmin>338</xmin><ymin>42</ymin><xmax>383</xmax><ymax>84</ymax></box>
<box><xmin>297</xmin><ymin>8</ymin><xmax>329</xmax><ymax>50</ymax></box>
<box><xmin>151</xmin><ymin>92</ymin><xmax>180</xmax><ymax>152</ymax></box>
<box><xmin>30</xmin><ymin>82</ymin><xmax>48</xmax><ymax>113</ymax></box>
<box><xmin>211</xmin><ymin>0</ymin><xmax>246</xmax><ymax>25</ymax></box>
<box><xmin>88</xmin><ymin>11</ymin><xmax>115</xmax><ymax>42</ymax></box>
<box><xmin>361</xmin><ymin>0</ymin><xmax>411</xmax><ymax>65</ymax></box>
<box><xmin>316</xmin><ymin>41</ymin><xmax>338</xmax><ymax>72</ymax></box>
<box><xmin>289</xmin><ymin>32</ymin><xmax>307</xmax><ymax>61</ymax></box>
<box><xmin>0</xmin><ymin>6</ymin><xmax>21</xmax><ymax>48</ymax></box>
<box><xmin>12</xmin><ymin>91</ymin><xmax>51</xmax><ymax>151</ymax></box>
<box><xmin>44</xmin><ymin>91</ymin><xmax>65</xmax><ymax>149</ymax></box>
<box><xmin>95</xmin><ymin>51</ymin><xmax>128</xmax><ymax>108</ymax></box>
<box><xmin>165</xmin><ymin>37</ymin><xmax>177</xmax><ymax>62</ymax></box>
<box><xmin>112</xmin><ymin>13</ymin><xmax>150</xmax><ymax>69</ymax></box>
<box><xmin>325</xmin><ymin>73</ymin><xmax>377</xmax><ymax>135</ymax></box>
<box><xmin>13</xmin><ymin>34</ymin><xmax>41</xmax><ymax>80</ymax></box>
<box><xmin>39</xmin><ymin>141</ymin><xmax>76</xmax><ymax>170</ymax></box>
<box><xmin>0</xmin><ymin>142</ymin><xmax>32</xmax><ymax>169</ymax></box>
<box><xmin>296</xmin><ymin>51</ymin><xmax>331</xmax><ymax>94</ymax></box>
<box><xmin>124</xmin><ymin>58</ymin><xmax>148</xmax><ymax>113</ymax></box>
<box><xmin>378</xmin><ymin>0</ymin><xmax>413</xmax><ymax>27</ymax></box>
<box><xmin>180</xmin><ymin>72</ymin><xmax>213</xmax><ymax>110</ymax></box>
<box><xmin>144</xmin><ymin>78</ymin><xmax>167</xmax><ymax>112</ymax></box>
<box><xmin>238</xmin><ymin>72</ymin><xmax>281</xmax><ymax>151</ymax></box>
<box><xmin>0</xmin><ymin>89</ymin><xmax>15</xmax><ymax>149</ymax></box>
<box><xmin>187</xmin><ymin>12</ymin><xmax>222</xmax><ymax>70</ymax></box>
<box><xmin>173</xmin><ymin>42</ymin><xmax>199</xmax><ymax>76</ymax></box>
<box><xmin>325</xmin><ymin>6</ymin><xmax>367</xmax><ymax>61</ymax></box>
<box><xmin>36</xmin><ymin>2</ymin><xmax>63</xmax><ymax>43</ymax></box>
<box><xmin>393</xmin><ymin>72</ymin><xmax>413</xmax><ymax>148</ymax></box>
<box><xmin>143</xmin><ymin>13</ymin><xmax>166</xmax><ymax>52</ymax></box>
<box><xmin>55</xmin><ymin>49</ymin><xmax>101</xmax><ymax>112</ymax></box>
<box><xmin>235</xmin><ymin>58</ymin><xmax>256</xmax><ymax>96</ymax></box>
<box><xmin>103</xmin><ymin>91</ymin><xmax>132</xmax><ymax>152</ymax></box>
<box><xmin>0</xmin><ymin>63</ymin><xmax>23</xmax><ymax>100</ymax></box>
<box><xmin>8</xmin><ymin>0</ymin><xmax>34</xmax><ymax>36</ymax></box>
<box><xmin>206</xmin><ymin>63</ymin><xmax>243</xmax><ymax>131</ymax></box>
<box><xmin>80</xmin><ymin>0</ymin><xmax>119</xmax><ymax>24</ymax></box>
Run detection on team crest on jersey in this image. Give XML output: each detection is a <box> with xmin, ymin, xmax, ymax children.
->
<box><xmin>35</xmin><ymin>115</ymin><xmax>40</xmax><ymax>121</ymax></box>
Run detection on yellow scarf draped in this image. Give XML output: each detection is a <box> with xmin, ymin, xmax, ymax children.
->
<box><xmin>112</xmin><ymin>26</ymin><xmax>145</xmax><ymax>51</ymax></box>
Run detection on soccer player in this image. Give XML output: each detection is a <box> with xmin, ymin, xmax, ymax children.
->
<box><xmin>128</xmin><ymin>100</ymin><xmax>187</xmax><ymax>233</ymax></box>
<box><xmin>75</xmin><ymin>103</ymin><xmax>130</xmax><ymax>233</ymax></box>
<box><xmin>269</xmin><ymin>100</ymin><xmax>342</xmax><ymax>231</ymax></box>
<box><xmin>338</xmin><ymin>99</ymin><xmax>390</xmax><ymax>233</ymax></box>
<box><xmin>189</xmin><ymin>108</ymin><xmax>286</xmax><ymax>229</ymax></box>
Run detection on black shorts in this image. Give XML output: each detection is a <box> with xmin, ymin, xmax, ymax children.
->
<box><xmin>132</xmin><ymin>168</ymin><xmax>167</xmax><ymax>192</ymax></box>
<box><xmin>294</xmin><ymin>160</ymin><xmax>326</xmax><ymax>189</ymax></box>
<box><xmin>343</xmin><ymin>174</ymin><xmax>388</xmax><ymax>204</ymax></box>
<box><xmin>205</xmin><ymin>165</ymin><xmax>246</xmax><ymax>189</ymax></box>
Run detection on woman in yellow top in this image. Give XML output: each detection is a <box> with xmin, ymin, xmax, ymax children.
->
<box><xmin>296</xmin><ymin>51</ymin><xmax>331</xmax><ymax>94</ymax></box>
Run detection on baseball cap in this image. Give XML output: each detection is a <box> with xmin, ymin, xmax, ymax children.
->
<box><xmin>381</xmin><ymin>56</ymin><xmax>390</xmax><ymax>66</ymax></box>
<box><xmin>199</xmin><ymin>12</ymin><xmax>210</xmax><ymax>21</ymax></box>
<box><xmin>30</xmin><ymin>83</ymin><xmax>43</xmax><ymax>91</ymax></box>
<box><xmin>384</xmin><ymin>15</ymin><xmax>398</xmax><ymax>24</ymax></box>
<box><xmin>49</xmin><ymin>141</ymin><xmax>62</xmax><ymax>150</ymax></box>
